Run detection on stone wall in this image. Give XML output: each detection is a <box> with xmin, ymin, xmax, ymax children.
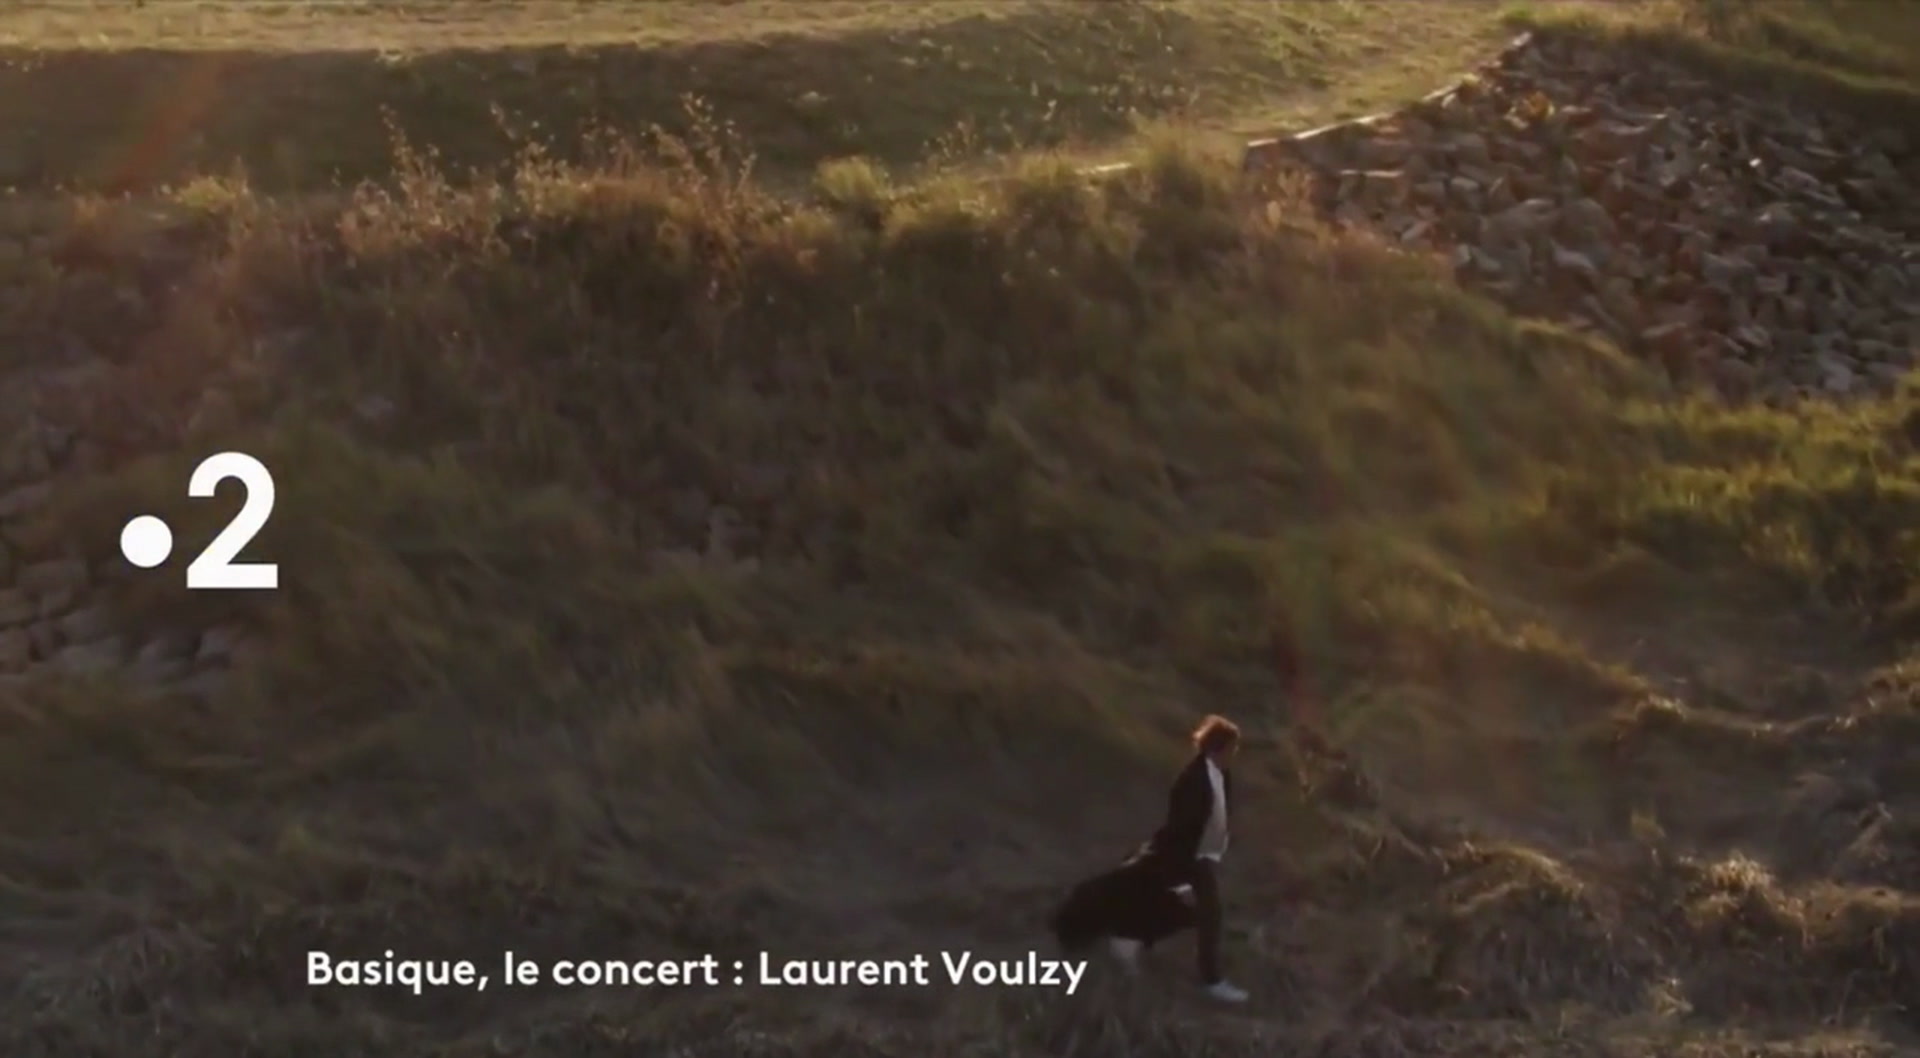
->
<box><xmin>1245</xmin><ymin>31</ymin><xmax>1919</xmax><ymax>402</ymax></box>
<box><xmin>0</xmin><ymin>379</ymin><xmax>243</xmax><ymax>693</ymax></box>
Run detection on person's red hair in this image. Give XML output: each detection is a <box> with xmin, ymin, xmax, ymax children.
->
<box><xmin>1191</xmin><ymin>714</ymin><xmax>1240</xmax><ymax>754</ymax></box>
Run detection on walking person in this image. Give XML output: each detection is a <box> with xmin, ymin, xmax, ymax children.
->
<box><xmin>1126</xmin><ymin>713</ymin><xmax>1249</xmax><ymax>1003</ymax></box>
<box><xmin>1046</xmin><ymin>713</ymin><xmax>1252</xmax><ymax>1002</ymax></box>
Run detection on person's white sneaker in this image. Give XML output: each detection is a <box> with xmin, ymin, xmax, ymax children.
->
<box><xmin>1203</xmin><ymin>980</ymin><xmax>1249</xmax><ymax>1003</ymax></box>
<box><xmin>1108</xmin><ymin>938</ymin><xmax>1143</xmax><ymax>973</ymax></box>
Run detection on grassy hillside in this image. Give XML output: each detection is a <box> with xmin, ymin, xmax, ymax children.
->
<box><xmin>3</xmin><ymin>1</ymin><xmax>1920</xmax><ymax>1056</ymax></box>
<box><xmin>0</xmin><ymin>0</ymin><xmax>1549</xmax><ymax>192</ymax></box>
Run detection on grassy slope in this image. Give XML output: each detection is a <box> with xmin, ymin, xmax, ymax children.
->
<box><xmin>0</xmin><ymin>0</ymin><xmax>1543</xmax><ymax>193</ymax></box>
<box><xmin>5</xmin><ymin>1</ymin><xmax>1920</xmax><ymax>1056</ymax></box>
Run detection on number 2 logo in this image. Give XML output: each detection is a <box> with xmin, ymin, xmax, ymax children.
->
<box><xmin>186</xmin><ymin>452</ymin><xmax>278</xmax><ymax>590</ymax></box>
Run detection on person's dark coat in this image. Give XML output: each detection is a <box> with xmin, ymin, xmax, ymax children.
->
<box><xmin>1048</xmin><ymin>849</ymin><xmax>1197</xmax><ymax>951</ymax></box>
<box><xmin>1048</xmin><ymin>751</ymin><xmax>1231</xmax><ymax>952</ymax></box>
<box><xmin>1135</xmin><ymin>751</ymin><xmax>1232</xmax><ymax>881</ymax></box>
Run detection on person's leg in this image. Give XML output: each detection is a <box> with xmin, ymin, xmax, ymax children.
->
<box><xmin>1190</xmin><ymin>859</ymin><xmax>1223</xmax><ymax>985</ymax></box>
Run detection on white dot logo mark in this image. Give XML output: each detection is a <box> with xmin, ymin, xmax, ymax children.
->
<box><xmin>120</xmin><ymin>515</ymin><xmax>175</xmax><ymax>569</ymax></box>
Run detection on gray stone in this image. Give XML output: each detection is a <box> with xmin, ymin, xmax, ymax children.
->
<box><xmin>51</xmin><ymin>638</ymin><xmax>126</xmax><ymax>676</ymax></box>
<box><xmin>0</xmin><ymin>431</ymin><xmax>50</xmax><ymax>485</ymax></box>
<box><xmin>170</xmin><ymin>670</ymin><xmax>229</xmax><ymax>700</ymax></box>
<box><xmin>144</xmin><ymin>657</ymin><xmax>192</xmax><ymax>683</ymax></box>
<box><xmin>195</xmin><ymin>626</ymin><xmax>244</xmax><ymax>665</ymax></box>
<box><xmin>1551</xmin><ymin>245</ymin><xmax>1601</xmax><ymax>284</ymax></box>
<box><xmin>35</xmin><ymin>586</ymin><xmax>76</xmax><ymax>621</ymax></box>
<box><xmin>17</xmin><ymin>558</ymin><xmax>87</xmax><ymax>595</ymax></box>
<box><xmin>0</xmin><ymin>481</ymin><xmax>50</xmax><ymax>521</ymax></box>
<box><xmin>137</xmin><ymin>631</ymin><xmax>198</xmax><ymax>668</ymax></box>
<box><xmin>0</xmin><ymin>588</ymin><xmax>32</xmax><ymax>628</ymax></box>
<box><xmin>56</xmin><ymin>605</ymin><xmax>114</xmax><ymax>643</ymax></box>
<box><xmin>1819</xmin><ymin>356</ymin><xmax>1858</xmax><ymax>395</ymax></box>
<box><xmin>26</xmin><ymin>620</ymin><xmax>58</xmax><ymax>660</ymax></box>
<box><xmin>0</xmin><ymin>628</ymin><xmax>28</xmax><ymax>673</ymax></box>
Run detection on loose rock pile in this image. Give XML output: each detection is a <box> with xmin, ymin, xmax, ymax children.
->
<box><xmin>1249</xmin><ymin>32</ymin><xmax>1920</xmax><ymax>402</ymax></box>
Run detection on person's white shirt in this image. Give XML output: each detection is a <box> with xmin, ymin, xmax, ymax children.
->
<box><xmin>1197</xmin><ymin>757</ymin><xmax>1229</xmax><ymax>861</ymax></box>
